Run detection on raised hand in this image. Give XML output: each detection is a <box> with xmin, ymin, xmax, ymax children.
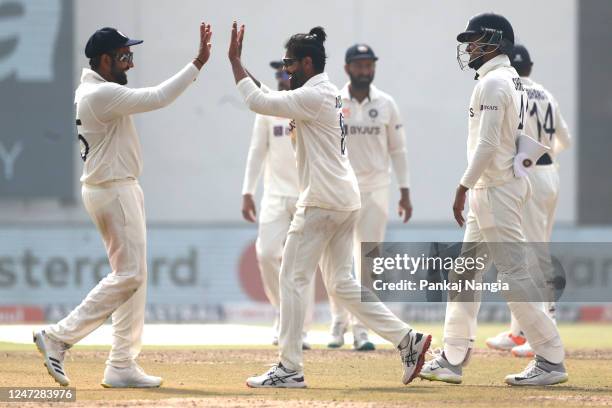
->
<box><xmin>228</xmin><ymin>21</ymin><xmax>245</xmax><ymax>63</ymax></box>
<box><xmin>197</xmin><ymin>22</ymin><xmax>212</xmax><ymax>65</ymax></box>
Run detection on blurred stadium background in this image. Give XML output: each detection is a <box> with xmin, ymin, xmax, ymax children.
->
<box><xmin>1</xmin><ymin>0</ymin><xmax>611</xmax><ymax>334</ymax></box>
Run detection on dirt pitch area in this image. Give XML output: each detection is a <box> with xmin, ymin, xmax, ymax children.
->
<box><xmin>1</xmin><ymin>324</ymin><xmax>611</xmax><ymax>408</ymax></box>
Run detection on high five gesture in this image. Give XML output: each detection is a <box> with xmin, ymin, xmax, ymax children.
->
<box><xmin>193</xmin><ymin>22</ymin><xmax>212</xmax><ymax>70</ymax></box>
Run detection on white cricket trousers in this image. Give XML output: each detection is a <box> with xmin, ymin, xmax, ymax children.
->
<box><xmin>443</xmin><ymin>177</ymin><xmax>564</xmax><ymax>365</ymax></box>
<box><xmin>329</xmin><ymin>186</ymin><xmax>389</xmax><ymax>338</ymax></box>
<box><xmin>256</xmin><ymin>195</ymin><xmax>315</xmax><ymax>329</ymax></box>
<box><xmin>47</xmin><ymin>179</ymin><xmax>147</xmax><ymax>368</ymax></box>
<box><xmin>279</xmin><ymin>206</ymin><xmax>411</xmax><ymax>371</ymax></box>
<box><xmin>510</xmin><ymin>164</ymin><xmax>560</xmax><ymax>335</ymax></box>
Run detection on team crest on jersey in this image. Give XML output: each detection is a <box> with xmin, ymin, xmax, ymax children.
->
<box><xmin>342</xmin><ymin>107</ymin><xmax>351</xmax><ymax>118</ymax></box>
<box><xmin>368</xmin><ymin>108</ymin><xmax>378</xmax><ymax>119</ymax></box>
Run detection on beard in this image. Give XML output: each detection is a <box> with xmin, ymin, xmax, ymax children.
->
<box><xmin>289</xmin><ymin>69</ymin><xmax>307</xmax><ymax>90</ymax></box>
<box><xmin>110</xmin><ymin>60</ymin><xmax>128</xmax><ymax>85</ymax></box>
<box><xmin>467</xmin><ymin>54</ymin><xmax>485</xmax><ymax>70</ymax></box>
<box><xmin>349</xmin><ymin>72</ymin><xmax>374</xmax><ymax>89</ymax></box>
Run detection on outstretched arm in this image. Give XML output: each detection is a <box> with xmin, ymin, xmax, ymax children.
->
<box><xmin>98</xmin><ymin>22</ymin><xmax>212</xmax><ymax>121</ymax></box>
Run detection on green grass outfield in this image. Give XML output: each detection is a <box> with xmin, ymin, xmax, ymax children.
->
<box><xmin>1</xmin><ymin>323</ymin><xmax>611</xmax><ymax>408</ymax></box>
<box><xmin>2</xmin><ymin>323</ymin><xmax>610</xmax><ymax>351</ymax></box>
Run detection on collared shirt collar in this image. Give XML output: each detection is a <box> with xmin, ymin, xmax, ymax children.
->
<box><xmin>475</xmin><ymin>54</ymin><xmax>511</xmax><ymax>80</ymax></box>
<box><xmin>303</xmin><ymin>72</ymin><xmax>329</xmax><ymax>88</ymax></box>
<box><xmin>340</xmin><ymin>82</ymin><xmax>380</xmax><ymax>102</ymax></box>
<box><xmin>81</xmin><ymin>68</ymin><xmax>107</xmax><ymax>84</ymax></box>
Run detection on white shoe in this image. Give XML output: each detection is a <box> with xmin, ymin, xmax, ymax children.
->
<box><xmin>353</xmin><ymin>331</ymin><xmax>375</xmax><ymax>351</ymax></box>
<box><xmin>101</xmin><ymin>364</ymin><xmax>163</xmax><ymax>388</ymax></box>
<box><xmin>505</xmin><ymin>358</ymin><xmax>568</xmax><ymax>386</ymax></box>
<box><xmin>327</xmin><ymin>321</ymin><xmax>347</xmax><ymax>349</ymax></box>
<box><xmin>485</xmin><ymin>331</ymin><xmax>526</xmax><ymax>351</ymax></box>
<box><xmin>398</xmin><ymin>330</ymin><xmax>432</xmax><ymax>385</ymax></box>
<box><xmin>511</xmin><ymin>342</ymin><xmax>535</xmax><ymax>358</ymax></box>
<box><xmin>33</xmin><ymin>330</ymin><xmax>71</xmax><ymax>387</ymax></box>
<box><xmin>419</xmin><ymin>349</ymin><xmax>463</xmax><ymax>384</ymax></box>
<box><xmin>246</xmin><ymin>363</ymin><xmax>306</xmax><ymax>388</ymax></box>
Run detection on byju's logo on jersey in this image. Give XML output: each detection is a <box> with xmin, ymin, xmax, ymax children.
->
<box><xmin>480</xmin><ymin>105</ymin><xmax>498</xmax><ymax>111</ymax></box>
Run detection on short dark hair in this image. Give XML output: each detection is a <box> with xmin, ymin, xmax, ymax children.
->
<box><xmin>285</xmin><ymin>26</ymin><xmax>327</xmax><ymax>73</ymax></box>
<box><xmin>89</xmin><ymin>50</ymin><xmax>116</xmax><ymax>70</ymax></box>
<box><xmin>89</xmin><ymin>56</ymin><xmax>102</xmax><ymax>70</ymax></box>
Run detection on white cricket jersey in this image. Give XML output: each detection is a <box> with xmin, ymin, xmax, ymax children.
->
<box><xmin>460</xmin><ymin>55</ymin><xmax>527</xmax><ymax>189</ymax></box>
<box><xmin>75</xmin><ymin>63</ymin><xmax>199</xmax><ymax>185</ymax></box>
<box><xmin>237</xmin><ymin>73</ymin><xmax>361</xmax><ymax>211</ymax></box>
<box><xmin>521</xmin><ymin>77</ymin><xmax>571</xmax><ymax>158</ymax></box>
<box><xmin>340</xmin><ymin>83</ymin><xmax>410</xmax><ymax>192</ymax></box>
<box><xmin>241</xmin><ymin>113</ymin><xmax>300</xmax><ymax>198</ymax></box>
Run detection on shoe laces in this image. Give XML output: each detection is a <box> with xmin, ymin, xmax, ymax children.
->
<box><xmin>264</xmin><ymin>363</ymin><xmax>281</xmax><ymax>376</ymax></box>
<box><xmin>518</xmin><ymin>359</ymin><xmax>543</xmax><ymax>377</ymax></box>
<box><xmin>427</xmin><ymin>347</ymin><xmax>443</xmax><ymax>359</ymax></box>
<box><xmin>48</xmin><ymin>334</ymin><xmax>71</xmax><ymax>362</ymax></box>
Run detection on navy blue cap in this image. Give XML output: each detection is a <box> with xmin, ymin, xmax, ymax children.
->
<box><xmin>270</xmin><ymin>60</ymin><xmax>283</xmax><ymax>69</ymax></box>
<box><xmin>85</xmin><ymin>27</ymin><xmax>143</xmax><ymax>58</ymax></box>
<box><xmin>345</xmin><ymin>44</ymin><xmax>378</xmax><ymax>64</ymax></box>
<box><xmin>510</xmin><ymin>44</ymin><xmax>533</xmax><ymax>69</ymax></box>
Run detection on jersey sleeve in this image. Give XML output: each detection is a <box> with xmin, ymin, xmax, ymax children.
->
<box><xmin>460</xmin><ymin>79</ymin><xmax>508</xmax><ymax>188</ymax></box>
<box><xmin>237</xmin><ymin>77</ymin><xmax>323</xmax><ymax>120</ymax></box>
<box><xmin>93</xmin><ymin>63</ymin><xmax>199</xmax><ymax>121</ymax></box>
<box><xmin>551</xmin><ymin>96</ymin><xmax>572</xmax><ymax>155</ymax></box>
<box><xmin>387</xmin><ymin>98</ymin><xmax>410</xmax><ymax>188</ymax></box>
<box><xmin>241</xmin><ymin>114</ymin><xmax>269</xmax><ymax>195</ymax></box>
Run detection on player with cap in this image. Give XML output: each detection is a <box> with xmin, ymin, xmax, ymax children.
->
<box><xmin>485</xmin><ymin>43</ymin><xmax>571</xmax><ymax>358</ymax></box>
<box><xmin>33</xmin><ymin>23</ymin><xmax>212</xmax><ymax>388</ymax></box>
<box><xmin>228</xmin><ymin>22</ymin><xmax>430</xmax><ymax>388</ymax></box>
<box><xmin>327</xmin><ymin>44</ymin><xmax>412</xmax><ymax>351</ymax></box>
<box><xmin>419</xmin><ymin>13</ymin><xmax>567</xmax><ymax>386</ymax></box>
<box><xmin>241</xmin><ymin>60</ymin><xmax>316</xmax><ymax>349</ymax></box>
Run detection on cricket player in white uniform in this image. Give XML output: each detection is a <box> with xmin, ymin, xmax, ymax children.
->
<box><xmin>486</xmin><ymin>44</ymin><xmax>571</xmax><ymax>358</ymax></box>
<box><xmin>328</xmin><ymin>44</ymin><xmax>412</xmax><ymax>351</ymax></box>
<box><xmin>33</xmin><ymin>24</ymin><xmax>212</xmax><ymax>388</ymax></box>
<box><xmin>419</xmin><ymin>13</ymin><xmax>567</xmax><ymax>386</ymax></box>
<box><xmin>228</xmin><ymin>22</ymin><xmax>431</xmax><ymax>388</ymax></box>
<box><xmin>242</xmin><ymin>61</ymin><xmax>315</xmax><ymax>349</ymax></box>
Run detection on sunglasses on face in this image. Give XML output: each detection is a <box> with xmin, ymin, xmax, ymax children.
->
<box><xmin>114</xmin><ymin>51</ymin><xmax>134</xmax><ymax>64</ymax></box>
<box><xmin>282</xmin><ymin>57</ymin><xmax>298</xmax><ymax>67</ymax></box>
